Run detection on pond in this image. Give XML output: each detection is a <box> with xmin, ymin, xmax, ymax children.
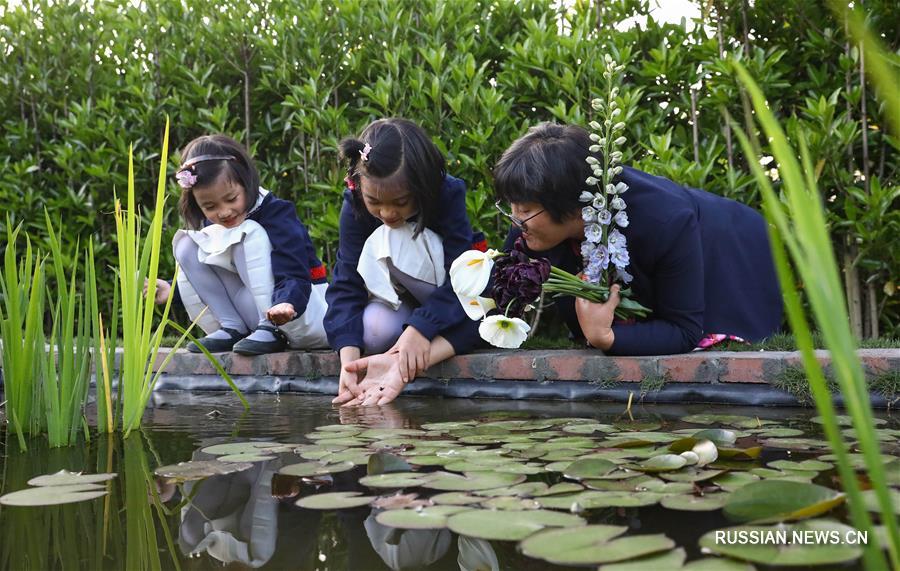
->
<box><xmin>0</xmin><ymin>392</ymin><xmax>897</xmax><ymax>570</ymax></box>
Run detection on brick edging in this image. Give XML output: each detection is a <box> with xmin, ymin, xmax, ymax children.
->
<box><xmin>152</xmin><ymin>348</ymin><xmax>900</xmax><ymax>385</ymax></box>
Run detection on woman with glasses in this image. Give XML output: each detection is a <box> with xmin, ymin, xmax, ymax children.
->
<box><xmin>492</xmin><ymin>123</ymin><xmax>783</xmax><ymax>355</ymax></box>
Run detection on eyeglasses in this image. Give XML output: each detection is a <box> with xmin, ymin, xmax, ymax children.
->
<box><xmin>495</xmin><ymin>200</ymin><xmax>545</xmax><ymax>232</ymax></box>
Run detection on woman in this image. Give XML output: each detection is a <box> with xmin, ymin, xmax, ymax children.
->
<box><xmin>493</xmin><ymin>122</ymin><xmax>782</xmax><ymax>355</ymax></box>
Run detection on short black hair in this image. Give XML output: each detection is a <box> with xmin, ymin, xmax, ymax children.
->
<box><xmin>177</xmin><ymin>134</ymin><xmax>260</xmax><ymax>229</ymax></box>
<box><xmin>493</xmin><ymin>122</ymin><xmax>601</xmax><ymax>223</ymax></box>
<box><xmin>339</xmin><ymin>118</ymin><xmax>445</xmax><ymax>237</ymax></box>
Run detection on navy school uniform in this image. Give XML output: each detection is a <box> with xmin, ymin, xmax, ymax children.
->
<box><xmin>203</xmin><ymin>192</ymin><xmax>328</xmax><ymax>316</ymax></box>
<box><xmin>505</xmin><ymin>166</ymin><xmax>783</xmax><ymax>356</ymax></box>
<box><xmin>325</xmin><ymin>174</ymin><xmax>483</xmax><ymax>354</ymax></box>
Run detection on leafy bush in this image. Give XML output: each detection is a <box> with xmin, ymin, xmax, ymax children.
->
<box><xmin>0</xmin><ymin>0</ymin><xmax>896</xmax><ymax>335</ymax></box>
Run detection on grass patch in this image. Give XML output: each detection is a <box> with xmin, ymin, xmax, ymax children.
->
<box><xmin>717</xmin><ymin>332</ymin><xmax>899</xmax><ymax>352</ymax></box>
<box><xmin>773</xmin><ymin>366</ymin><xmax>898</xmax><ymax>408</ymax></box>
<box><xmin>639</xmin><ymin>374</ymin><xmax>667</xmax><ymax>397</ymax></box>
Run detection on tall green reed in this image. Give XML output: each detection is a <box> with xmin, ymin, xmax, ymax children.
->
<box><xmin>0</xmin><ymin>222</ymin><xmax>46</xmax><ymax>450</ymax></box>
<box><xmin>43</xmin><ymin>212</ymin><xmax>94</xmax><ymax>447</ymax></box>
<box><xmin>732</xmin><ymin>59</ymin><xmax>899</xmax><ymax>569</ymax></box>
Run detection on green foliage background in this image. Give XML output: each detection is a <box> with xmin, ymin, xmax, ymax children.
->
<box><xmin>1</xmin><ymin>0</ymin><xmax>897</xmax><ymax>335</ymax></box>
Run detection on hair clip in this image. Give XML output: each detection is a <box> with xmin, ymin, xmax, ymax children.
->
<box><xmin>175</xmin><ymin>169</ymin><xmax>198</xmax><ymax>189</ymax></box>
<box><xmin>181</xmin><ymin>154</ymin><xmax>236</xmax><ymax>169</ymax></box>
<box><xmin>359</xmin><ymin>142</ymin><xmax>372</xmax><ymax>162</ymax></box>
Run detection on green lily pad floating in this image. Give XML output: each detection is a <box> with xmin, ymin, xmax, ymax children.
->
<box><xmin>316</xmin><ymin>450</ymin><xmax>372</xmax><ymax>466</ymax></box>
<box><xmin>217</xmin><ymin>453</ymin><xmax>277</xmax><ymax>463</ymax></box>
<box><xmin>759</xmin><ymin>438</ymin><xmax>828</xmax><ymax>451</ymax></box>
<box><xmin>691</xmin><ymin>429</ymin><xmax>737</xmax><ymax>446</ymax></box>
<box><xmin>598</xmin><ymin>548</ymin><xmax>686</xmax><ymax>571</ymax></box>
<box><xmin>767</xmin><ymin>459</ymin><xmax>831</xmax><ymax>472</ymax></box>
<box><xmin>472</xmin><ymin>482</ymin><xmax>550</xmax><ymax>498</ymax></box>
<box><xmin>612</xmin><ymin>421</ymin><xmax>662</xmax><ymax>432</ymax></box>
<box><xmin>520</xmin><ymin>526</ymin><xmax>672</xmax><ymax>565</ymax></box>
<box><xmin>155</xmin><ymin>460</ymin><xmax>253</xmax><ymax>482</ymax></box>
<box><xmin>811</xmin><ymin>414</ymin><xmax>885</xmax><ymax>426</ymax></box>
<box><xmin>635</xmin><ymin>480</ymin><xmax>694</xmax><ymax>494</ymax></box>
<box><xmin>295</xmin><ymin>492</ymin><xmax>375</xmax><ymax>510</ymax></box>
<box><xmin>583</xmin><ymin>475</ymin><xmax>655</xmax><ymax>492</ymax></box>
<box><xmin>367</xmin><ymin>452</ymin><xmax>411</xmax><ymax>475</ymax></box>
<box><xmin>534</xmin><ymin>482</ymin><xmax>585</xmax><ymax>496</ymax></box>
<box><xmin>752</xmin><ymin>428</ymin><xmax>804</xmax><ymax>438</ymax></box>
<box><xmin>563</xmin><ymin>458</ymin><xmax>617</xmax><ymax>480</ymax></box>
<box><xmin>430</xmin><ymin>492</ymin><xmax>483</xmax><ymax>505</ymax></box>
<box><xmin>562</xmin><ymin>422</ymin><xmax>614</xmax><ymax>434</ymax></box>
<box><xmin>424</xmin><ymin>471</ymin><xmax>526</xmax><ymax>491</ymax></box>
<box><xmin>713</xmin><ymin>472</ymin><xmax>760</xmax><ymax>492</ymax></box>
<box><xmin>660</xmin><ymin>493</ymin><xmax>729</xmax><ymax>512</ymax></box>
<box><xmin>447</xmin><ymin>509</ymin><xmax>585</xmax><ymax>541</ymax></box>
<box><xmin>660</xmin><ymin>468</ymin><xmax>728</xmax><ymax>483</ymax></box>
<box><xmin>481</xmin><ymin>496</ymin><xmax>541</xmax><ymax>510</ymax></box>
<box><xmin>376</xmin><ymin>505</ymin><xmax>471</xmax><ymax>529</ymax></box>
<box><xmin>420</xmin><ymin>421</ymin><xmax>475</xmax><ymax>431</ymax></box>
<box><xmin>635</xmin><ymin>454</ymin><xmax>687</xmax><ymax>473</ymax></box>
<box><xmin>358</xmin><ymin>428</ymin><xmax>426</xmax><ymax>439</ymax></box>
<box><xmin>443</xmin><ymin>460</ymin><xmax>542</xmax><ymax>475</ymax></box>
<box><xmin>699</xmin><ymin>519</ymin><xmax>861</xmax><ymax>566</ymax></box>
<box><xmin>312</xmin><ymin>424</ymin><xmax>364</xmax><ymax>433</ymax></box>
<box><xmin>278</xmin><ymin>461</ymin><xmax>355</xmax><ymax>478</ymax></box>
<box><xmin>538</xmin><ymin>491</ymin><xmax>661</xmax><ymax>510</ymax></box>
<box><xmin>682</xmin><ymin>414</ymin><xmax>755</xmax><ymax>426</ymax></box>
<box><xmin>861</xmin><ymin>488</ymin><xmax>900</xmax><ymax>513</ymax></box>
<box><xmin>682</xmin><ymin>558</ymin><xmax>757</xmax><ymax>570</ymax></box>
<box><xmin>27</xmin><ymin>470</ymin><xmax>117</xmax><ymax>487</ymax></box>
<box><xmin>202</xmin><ymin>441</ymin><xmax>292</xmax><ymax>455</ymax></box>
<box><xmin>358</xmin><ymin>472</ymin><xmax>431</xmax><ymax>489</ymax></box>
<box><xmin>0</xmin><ymin>484</ymin><xmax>108</xmax><ymax>507</ymax></box>
<box><xmin>749</xmin><ymin>468</ymin><xmax>814</xmax><ymax>482</ymax></box>
<box><xmin>723</xmin><ymin>480</ymin><xmax>844</xmax><ymax>523</ymax></box>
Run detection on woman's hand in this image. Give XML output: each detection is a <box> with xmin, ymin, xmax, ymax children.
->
<box><xmin>334</xmin><ymin>346</ymin><xmax>362</xmax><ymax>405</ymax></box>
<box><xmin>575</xmin><ymin>284</ymin><xmax>620</xmax><ymax>351</ymax></box>
<box><xmin>266</xmin><ymin>303</ymin><xmax>296</xmax><ymax>325</ymax></box>
<box><xmin>340</xmin><ymin>352</ymin><xmax>406</xmax><ymax>406</ymax></box>
<box><xmin>144</xmin><ymin>278</ymin><xmax>172</xmax><ymax>305</ymax></box>
<box><xmin>388</xmin><ymin>325</ymin><xmax>430</xmax><ymax>383</ymax></box>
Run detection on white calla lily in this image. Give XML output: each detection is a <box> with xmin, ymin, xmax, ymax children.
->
<box><xmin>478</xmin><ymin>315</ymin><xmax>531</xmax><ymax>349</ymax></box>
<box><xmin>450</xmin><ymin>249</ymin><xmax>494</xmax><ymax>298</ymax></box>
<box><xmin>457</xmin><ymin>294</ymin><xmax>497</xmax><ymax>321</ymax></box>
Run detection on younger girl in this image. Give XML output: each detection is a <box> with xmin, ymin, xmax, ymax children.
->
<box><xmin>325</xmin><ymin>118</ymin><xmax>484</xmax><ymax>406</ymax></box>
<box><xmin>158</xmin><ymin>134</ymin><xmax>329</xmax><ymax>354</ymax></box>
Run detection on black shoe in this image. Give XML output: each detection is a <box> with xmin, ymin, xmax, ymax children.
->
<box><xmin>232</xmin><ymin>324</ymin><xmax>288</xmax><ymax>355</ymax></box>
<box><xmin>187</xmin><ymin>328</ymin><xmax>248</xmax><ymax>353</ymax></box>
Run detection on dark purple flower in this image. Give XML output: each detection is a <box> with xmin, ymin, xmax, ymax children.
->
<box><xmin>489</xmin><ymin>239</ymin><xmax>551</xmax><ymax>317</ymax></box>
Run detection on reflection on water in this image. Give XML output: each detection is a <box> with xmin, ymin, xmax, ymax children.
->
<box><xmin>0</xmin><ymin>393</ymin><xmax>895</xmax><ymax>570</ymax></box>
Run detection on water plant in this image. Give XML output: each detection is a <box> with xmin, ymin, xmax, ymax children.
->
<box><xmin>731</xmin><ymin>46</ymin><xmax>900</xmax><ymax>569</ymax></box>
<box><xmin>0</xmin><ymin>221</ymin><xmax>46</xmax><ymax>449</ymax></box>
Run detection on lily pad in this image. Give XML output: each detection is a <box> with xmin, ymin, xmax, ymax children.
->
<box><xmin>0</xmin><ymin>484</ymin><xmax>108</xmax><ymax>507</ymax></box>
<box><xmin>367</xmin><ymin>452</ymin><xmax>412</xmax><ymax>475</ymax></box>
<box><xmin>660</xmin><ymin>468</ymin><xmax>727</xmax><ymax>483</ymax></box>
<box><xmin>278</xmin><ymin>461</ymin><xmax>355</xmax><ymax>478</ymax></box>
<box><xmin>371</xmin><ymin>492</ymin><xmax>431</xmax><ymax>510</ymax></box>
<box><xmin>712</xmin><ymin>472</ymin><xmax>760</xmax><ymax>492</ymax></box>
<box><xmin>216</xmin><ymin>453</ymin><xmax>277</xmax><ymax>463</ymax></box>
<box><xmin>201</xmin><ymin>441</ymin><xmax>291</xmax><ymax>455</ymax></box>
<box><xmin>480</xmin><ymin>496</ymin><xmax>541</xmax><ymax>510</ymax></box>
<box><xmin>538</xmin><ymin>491</ymin><xmax>661</xmax><ymax>510</ymax></box>
<box><xmin>430</xmin><ymin>492</ymin><xmax>483</xmax><ymax>505</ymax></box>
<box><xmin>358</xmin><ymin>472</ymin><xmax>431</xmax><ymax>489</ymax></box>
<box><xmin>520</xmin><ymin>526</ymin><xmax>672</xmax><ymax>565</ymax></box>
<box><xmin>635</xmin><ymin>454</ymin><xmax>688</xmax><ymax>473</ymax></box>
<box><xmin>534</xmin><ymin>483</ymin><xmax>586</xmax><ymax>496</ymax></box>
<box><xmin>759</xmin><ymin>438</ymin><xmax>827</xmax><ymax>451</ymax></box>
<box><xmin>447</xmin><ymin>509</ymin><xmax>585</xmax><ymax>541</ymax></box>
<box><xmin>562</xmin><ymin>422</ymin><xmax>615</xmax><ymax>434</ymax></box>
<box><xmin>295</xmin><ymin>492</ymin><xmax>375</xmax><ymax>510</ymax></box>
<box><xmin>444</xmin><ymin>460</ymin><xmax>542</xmax><ymax>475</ymax></box>
<box><xmin>811</xmin><ymin>414</ymin><xmax>885</xmax><ymax>426</ymax></box>
<box><xmin>598</xmin><ymin>548</ymin><xmax>687</xmax><ymax>571</ymax></box>
<box><xmin>683</xmin><ymin>558</ymin><xmax>757</xmax><ymax>570</ymax></box>
<box><xmin>716</xmin><ymin>447</ymin><xmax>762</xmax><ymax>460</ymax></box>
<box><xmin>563</xmin><ymin>458</ymin><xmax>617</xmax><ymax>480</ymax></box>
<box><xmin>692</xmin><ymin>429</ymin><xmax>737</xmax><ymax>446</ymax></box>
<box><xmin>155</xmin><ymin>460</ymin><xmax>253</xmax><ymax>482</ymax></box>
<box><xmin>424</xmin><ymin>471</ymin><xmax>526</xmax><ymax>491</ymax></box>
<box><xmin>27</xmin><ymin>470</ymin><xmax>117</xmax><ymax>487</ymax></box>
<box><xmin>375</xmin><ymin>505</ymin><xmax>471</xmax><ymax>529</ymax></box>
<box><xmin>682</xmin><ymin>414</ymin><xmax>754</xmax><ymax>426</ymax></box>
<box><xmin>861</xmin><ymin>488</ymin><xmax>900</xmax><ymax>513</ymax></box>
<box><xmin>723</xmin><ymin>480</ymin><xmax>844</xmax><ymax>523</ymax></box>
<box><xmin>767</xmin><ymin>459</ymin><xmax>831</xmax><ymax>472</ymax></box>
<box><xmin>660</xmin><ymin>493</ymin><xmax>729</xmax><ymax>512</ymax></box>
<box><xmin>698</xmin><ymin>520</ymin><xmax>861</xmax><ymax>566</ymax></box>
<box><xmin>473</xmin><ymin>482</ymin><xmax>550</xmax><ymax>497</ymax></box>
<box><xmin>753</xmin><ymin>428</ymin><xmax>804</xmax><ymax>438</ymax></box>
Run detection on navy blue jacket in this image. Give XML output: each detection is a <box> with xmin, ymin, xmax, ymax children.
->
<box><xmin>201</xmin><ymin>192</ymin><xmax>327</xmax><ymax>315</ymax></box>
<box><xmin>505</xmin><ymin>166</ymin><xmax>783</xmax><ymax>355</ymax></box>
<box><xmin>324</xmin><ymin>175</ymin><xmax>481</xmax><ymax>354</ymax></box>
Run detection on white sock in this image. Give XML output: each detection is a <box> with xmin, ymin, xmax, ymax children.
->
<box><xmin>206</xmin><ymin>328</ymin><xmax>245</xmax><ymax>340</ymax></box>
<box><xmin>246</xmin><ymin>327</ymin><xmax>278</xmax><ymax>343</ymax></box>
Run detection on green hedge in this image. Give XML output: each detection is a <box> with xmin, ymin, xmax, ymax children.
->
<box><xmin>1</xmin><ymin>0</ymin><xmax>897</xmax><ymax>335</ymax></box>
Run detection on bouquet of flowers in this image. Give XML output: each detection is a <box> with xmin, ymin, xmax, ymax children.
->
<box><xmin>450</xmin><ymin>53</ymin><xmax>651</xmax><ymax>349</ymax></box>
